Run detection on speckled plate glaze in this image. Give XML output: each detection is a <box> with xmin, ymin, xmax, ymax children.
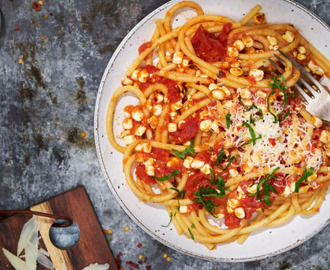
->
<box><xmin>94</xmin><ymin>0</ymin><xmax>330</xmax><ymax>262</ymax></box>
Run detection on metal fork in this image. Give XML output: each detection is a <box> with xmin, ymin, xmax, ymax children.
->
<box><xmin>268</xmin><ymin>49</ymin><xmax>330</xmax><ymax>122</ymax></box>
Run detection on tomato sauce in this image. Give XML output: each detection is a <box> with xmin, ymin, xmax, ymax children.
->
<box><xmin>138</xmin><ymin>41</ymin><xmax>153</xmax><ymax>54</ymax></box>
<box><xmin>191</xmin><ymin>23</ymin><xmax>231</xmax><ymax>62</ymax></box>
<box><xmin>135</xmin><ymin>65</ymin><xmax>182</xmax><ymax>103</ymax></box>
<box><xmin>135</xmin><ymin>164</ymin><xmax>156</xmax><ymax>184</ymax></box>
<box><xmin>170</xmin><ymin>114</ymin><xmax>200</xmax><ymax>143</ymax></box>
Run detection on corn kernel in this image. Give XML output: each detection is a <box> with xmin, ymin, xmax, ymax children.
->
<box><xmin>230</xmin><ymin>67</ymin><xmax>243</xmax><ymax>77</ymax></box>
<box><xmin>173</xmin><ymin>51</ymin><xmax>184</xmax><ymax>64</ymax></box>
<box><xmin>257</xmin><ymin>90</ymin><xmax>267</xmax><ymax>98</ymax></box>
<box><xmin>212</xmin><ymin>90</ymin><xmax>225</xmax><ymax>100</ymax></box>
<box><xmin>227</xmin><ymin>198</ymin><xmax>240</xmax><ymax>208</ymax></box>
<box><xmin>282</xmin><ymin>31</ymin><xmax>295</xmax><ymax>43</ymax></box>
<box><xmin>247</xmin><ymin>183</ymin><xmax>257</xmax><ymax>193</ymax></box>
<box><xmin>18</xmin><ymin>58</ymin><xmax>23</xmax><ymax>64</ymax></box>
<box><xmin>200</xmin><ymin>119</ymin><xmax>212</xmax><ymax>131</ymax></box>
<box><xmin>123</xmin><ymin>135</ymin><xmax>136</xmax><ymax>145</ymax></box>
<box><xmin>152</xmin><ymin>104</ymin><xmax>163</xmax><ymax>116</ymax></box>
<box><xmin>131</xmin><ymin>69</ymin><xmax>140</xmax><ymax>80</ymax></box>
<box><xmin>145</xmin><ymin>165</ymin><xmax>155</xmax><ymax>176</ymax></box>
<box><xmin>132</xmin><ymin>109</ymin><xmax>144</xmax><ymax>122</ymax></box>
<box><xmin>307</xmin><ymin>60</ymin><xmax>318</xmax><ymax>72</ymax></box>
<box><xmin>233</xmin><ymin>40</ymin><xmax>245</xmax><ymax>51</ymax></box>
<box><xmin>211</xmin><ymin>120</ymin><xmax>220</xmax><ymax>133</ymax></box>
<box><xmin>249</xmin><ymin>69</ymin><xmax>264</xmax><ymax>81</ymax></box>
<box><xmin>200</xmin><ymin>164</ymin><xmax>211</xmax><ymax>174</ymax></box>
<box><xmin>168</xmin><ymin>123</ymin><xmax>177</xmax><ymax>132</ymax></box>
<box><xmin>134</xmin><ymin>126</ymin><xmax>146</xmax><ymax>136</ymax></box>
<box><xmin>179</xmin><ymin>206</ymin><xmax>188</xmax><ymax>213</ymax></box>
<box><xmin>320</xmin><ymin>130</ymin><xmax>330</xmax><ymax>144</ymax></box>
<box><xmin>183</xmin><ymin>156</ymin><xmax>194</xmax><ymax>169</ymax></box>
<box><xmin>182</xmin><ymin>58</ymin><xmax>190</xmax><ymax>67</ymax></box>
<box><xmin>226</xmin><ymin>206</ymin><xmax>234</xmax><ymax>213</ymax></box>
<box><xmin>124</xmin><ymin>226</ymin><xmax>130</xmax><ymax>231</ymax></box>
<box><xmin>229</xmin><ymin>168</ymin><xmax>239</xmax><ymax>177</ymax></box>
<box><xmin>123</xmin><ymin>118</ymin><xmax>133</xmax><ymax>130</ymax></box>
<box><xmin>237</xmin><ymin>88</ymin><xmax>252</xmax><ymax>99</ymax></box>
<box><xmin>234</xmin><ymin>207</ymin><xmax>245</xmax><ymax>219</ymax></box>
<box><xmin>298</xmin><ymin>46</ymin><xmax>306</xmax><ymax>54</ymax></box>
<box><xmin>121</xmin><ymin>77</ymin><xmax>133</xmax><ymax>85</ymax></box>
<box><xmin>297</xmin><ymin>53</ymin><xmax>306</xmax><ymax>61</ymax></box>
<box><xmin>138</xmin><ymin>69</ymin><xmax>149</xmax><ymax>83</ymax></box>
<box><xmin>209</xmin><ymin>83</ymin><xmax>219</xmax><ymax>91</ymax></box>
<box><xmin>312</xmin><ymin>116</ymin><xmax>323</xmax><ymax>128</ymax></box>
<box><xmin>220</xmin><ymin>86</ymin><xmax>231</xmax><ymax>97</ymax></box>
<box><xmin>149</xmin><ymin>115</ymin><xmax>158</xmax><ymax>129</ymax></box>
<box><xmin>267</xmin><ymin>36</ymin><xmax>277</xmax><ymax>46</ymax></box>
<box><xmin>242</xmin><ymin>36</ymin><xmax>254</xmax><ymax>48</ymax></box>
<box><xmin>227</xmin><ymin>46</ymin><xmax>239</xmax><ymax>58</ymax></box>
<box><xmin>191</xmin><ymin>159</ymin><xmax>205</xmax><ymax>169</ymax></box>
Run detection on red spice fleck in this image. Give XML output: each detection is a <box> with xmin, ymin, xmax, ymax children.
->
<box><xmin>146</xmin><ymin>266</ymin><xmax>152</xmax><ymax>270</ymax></box>
<box><xmin>217</xmin><ymin>70</ymin><xmax>226</xmax><ymax>78</ymax></box>
<box><xmin>144</xmin><ymin>257</ymin><xmax>148</xmax><ymax>263</ymax></box>
<box><xmin>138</xmin><ymin>260</ymin><xmax>143</xmax><ymax>265</ymax></box>
<box><xmin>14</xmin><ymin>27</ymin><xmax>20</xmax><ymax>31</ymax></box>
<box><xmin>137</xmin><ymin>243</ymin><xmax>142</xmax><ymax>248</ymax></box>
<box><xmin>268</xmin><ymin>138</ymin><xmax>276</xmax><ymax>146</ymax></box>
<box><xmin>115</xmin><ymin>252</ymin><xmax>123</xmax><ymax>269</ymax></box>
<box><xmin>32</xmin><ymin>1</ymin><xmax>41</xmax><ymax>11</ymax></box>
<box><xmin>126</xmin><ymin>261</ymin><xmax>139</xmax><ymax>269</ymax></box>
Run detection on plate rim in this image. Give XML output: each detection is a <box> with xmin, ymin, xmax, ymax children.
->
<box><xmin>94</xmin><ymin>0</ymin><xmax>330</xmax><ymax>262</ymax></box>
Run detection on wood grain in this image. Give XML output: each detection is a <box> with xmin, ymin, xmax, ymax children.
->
<box><xmin>0</xmin><ymin>186</ymin><xmax>118</xmax><ymax>270</ymax></box>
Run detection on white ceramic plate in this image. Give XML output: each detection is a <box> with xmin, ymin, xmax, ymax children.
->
<box><xmin>94</xmin><ymin>0</ymin><xmax>330</xmax><ymax>262</ymax></box>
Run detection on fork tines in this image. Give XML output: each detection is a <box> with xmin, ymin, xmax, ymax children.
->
<box><xmin>268</xmin><ymin>50</ymin><xmax>328</xmax><ymax>104</ymax></box>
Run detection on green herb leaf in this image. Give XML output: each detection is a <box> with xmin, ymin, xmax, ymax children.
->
<box><xmin>222</xmin><ymin>156</ymin><xmax>236</xmax><ymax>171</ymax></box>
<box><xmin>226</xmin><ymin>113</ymin><xmax>231</xmax><ymax>129</ymax></box>
<box><xmin>152</xmin><ymin>170</ymin><xmax>181</xmax><ymax>182</ymax></box>
<box><xmin>242</xmin><ymin>121</ymin><xmax>262</xmax><ymax>146</ymax></box>
<box><xmin>172</xmin><ymin>138</ymin><xmax>195</xmax><ymax>159</ymax></box>
<box><xmin>215</xmin><ymin>148</ymin><xmax>226</xmax><ymax>165</ymax></box>
<box><xmin>258</xmin><ymin>108</ymin><xmax>264</xmax><ymax>120</ymax></box>
<box><xmin>188</xmin><ymin>228</ymin><xmax>194</xmax><ymax>240</ymax></box>
<box><xmin>267</xmin><ymin>90</ymin><xmax>278</xmax><ymax>123</ymax></box>
<box><xmin>170</xmin><ymin>187</ymin><xmax>186</xmax><ymax>199</ymax></box>
<box><xmin>161</xmin><ymin>212</ymin><xmax>175</xmax><ymax>227</ymax></box>
<box><xmin>247</xmin><ymin>167</ymin><xmax>280</xmax><ymax>207</ymax></box>
<box><xmin>295</xmin><ymin>167</ymin><xmax>314</xmax><ymax>193</ymax></box>
<box><xmin>249</xmin><ymin>114</ymin><xmax>255</xmax><ymax>125</ymax></box>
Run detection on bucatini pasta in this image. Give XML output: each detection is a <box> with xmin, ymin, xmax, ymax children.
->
<box><xmin>106</xmin><ymin>1</ymin><xmax>330</xmax><ymax>249</ymax></box>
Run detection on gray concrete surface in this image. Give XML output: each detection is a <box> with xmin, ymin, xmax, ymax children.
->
<box><xmin>0</xmin><ymin>0</ymin><xmax>329</xmax><ymax>269</ymax></box>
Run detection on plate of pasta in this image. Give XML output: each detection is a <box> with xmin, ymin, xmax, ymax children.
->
<box><xmin>94</xmin><ymin>0</ymin><xmax>330</xmax><ymax>261</ymax></box>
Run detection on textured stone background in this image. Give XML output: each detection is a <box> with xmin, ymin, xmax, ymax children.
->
<box><xmin>0</xmin><ymin>0</ymin><xmax>329</xmax><ymax>269</ymax></box>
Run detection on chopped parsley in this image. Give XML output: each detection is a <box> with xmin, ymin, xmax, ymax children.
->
<box><xmin>172</xmin><ymin>138</ymin><xmax>195</xmax><ymax>159</ymax></box>
<box><xmin>295</xmin><ymin>167</ymin><xmax>314</xmax><ymax>193</ymax></box>
<box><xmin>152</xmin><ymin>170</ymin><xmax>181</xmax><ymax>182</ymax></box>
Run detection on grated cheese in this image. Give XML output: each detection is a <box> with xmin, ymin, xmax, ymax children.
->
<box><xmin>223</xmin><ymin>98</ymin><xmax>323</xmax><ymax>172</ymax></box>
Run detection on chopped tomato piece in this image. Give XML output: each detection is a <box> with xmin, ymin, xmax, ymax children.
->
<box><xmin>170</xmin><ymin>114</ymin><xmax>199</xmax><ymax>143</ymax></box>
<box><xmin>191</xmin><ymin>24</ymin><xmax>231</xmax><ymax>62</ymax></box>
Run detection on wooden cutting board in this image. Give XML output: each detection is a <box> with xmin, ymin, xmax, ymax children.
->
<box><xmin>0</xmin><ymin>186</ymin><xmax>118</xmax><ymax>270</ymax></box>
